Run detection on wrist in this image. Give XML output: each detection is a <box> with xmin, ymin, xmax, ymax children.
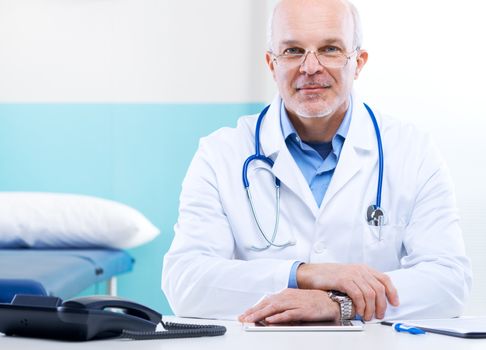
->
<box><xmin>329</xmin><ymin>297</ymin><xmax>341</xmax><ymax>320</ymax></box>
<box><xmin>327</xmin><ymin>291</ymin><xmax>354</xmax><ymax>320</ymax></box>
<box><xmin>296</xmin><ymin>263</ymin><xmax>313</xmax><ymax>289</ymax></box>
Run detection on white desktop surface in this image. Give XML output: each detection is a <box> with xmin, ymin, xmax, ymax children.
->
<box><xmin>1</xmin><ymin>317</ymin><xmax>486</xmax><ymax>350</ymax></box>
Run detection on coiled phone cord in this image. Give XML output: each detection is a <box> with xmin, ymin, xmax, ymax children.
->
<box><xmin>120</xmin><ymin>320</ymin><xmax>227</xmax><ymax>340</ymax></box>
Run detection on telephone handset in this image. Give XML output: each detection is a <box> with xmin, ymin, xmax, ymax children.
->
<box><xmin>0</xmin><ymin>294</ymin><xmax>226</xmax><ymax>341</ymax></box>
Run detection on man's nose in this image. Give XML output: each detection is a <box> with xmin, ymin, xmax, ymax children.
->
<box><xmin>299</xmin><ymin>51</ymin><xmax>324</xmax><ymax>75</ymax></box>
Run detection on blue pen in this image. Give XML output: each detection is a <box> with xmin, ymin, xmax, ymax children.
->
<box><xmin>393</xmin><ymin>323</ymin><xmax>426</xmax><ymax>335</ymax></box>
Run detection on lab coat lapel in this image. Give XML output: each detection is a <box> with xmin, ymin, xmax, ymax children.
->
<box><xmin>259</xmin><ymin>96</ymin><xmax>319</xmax><ymax>217</ymax></box>
<box><xmin>272</xmin><ymin>146</ymin><xmax>319</xmax><ymax>216</ymax></box>
<box><xmin>320</xmin><ymin>100</ymin><xmax>374</xmax><ymax>212</ymax></box>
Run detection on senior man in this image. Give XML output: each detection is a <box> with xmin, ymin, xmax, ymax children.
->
<box><xmin>162</xmin><ymin>0</ymin><xmax>471</xmax><ymax>323</ymax></box>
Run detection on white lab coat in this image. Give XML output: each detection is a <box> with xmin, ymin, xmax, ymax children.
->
<box><xmin>162</xmin><ymin>94</ymin><xmax>472</xmax><ymax>320</ymax></box>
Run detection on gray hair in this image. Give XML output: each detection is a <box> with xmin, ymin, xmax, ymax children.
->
<box><xmin>266</xmin><ymin>0</ymin><xmax>363</xmax><ymax>52</ymax></box>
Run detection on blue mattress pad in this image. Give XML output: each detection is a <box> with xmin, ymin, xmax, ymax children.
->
<box><xmin>0</xmin><ymin>249</ymin><xmax>134</xmax><ymax>303</ymax></box>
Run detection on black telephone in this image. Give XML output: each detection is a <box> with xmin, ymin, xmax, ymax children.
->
<box><xmin>0</xmin><ymin>294</ymin><xmax>226</xmax><ymax>341</ymax></box>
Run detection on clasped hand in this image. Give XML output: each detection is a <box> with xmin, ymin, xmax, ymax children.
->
<box><xmin>239</xmin><ymin>263</ymin><xmax>399</xmax><ymax>323</ymax></box>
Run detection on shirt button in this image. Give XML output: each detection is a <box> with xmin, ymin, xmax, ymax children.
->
<box><xmin>313</xmin><ymin>241</ymin><xmax>326</xmax><ymax>254</ymax></box>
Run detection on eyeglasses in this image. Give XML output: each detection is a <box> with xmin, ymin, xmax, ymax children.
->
<box><xmin>271</xmin><ymin>47</ymin><xmax>359</xmax><ymax>69</ymax></box>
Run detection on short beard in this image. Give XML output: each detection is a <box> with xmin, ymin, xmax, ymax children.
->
<box><xmin>295</xmin><ymin>105</ymin><xmax>333</xmax><ymax>119</ymax></box>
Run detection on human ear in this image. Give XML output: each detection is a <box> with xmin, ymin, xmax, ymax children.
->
<box><xmin>354</xmin><ymin>49</ymin><xmax>368</xmax><ymax>80</ymax></box>
<box><xmin>265</xmin><ymin>51</ymin><xmax>277</xmax><ymax>81</ymax></box>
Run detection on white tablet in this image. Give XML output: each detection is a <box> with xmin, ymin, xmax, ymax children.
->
<box><xmin>243</xmin><ymin>320</ymin><xmax>364</xmax><ymax>332</ymax></box>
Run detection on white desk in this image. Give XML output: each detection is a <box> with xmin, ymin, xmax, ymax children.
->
<box><xmin>1</xmin><ymin>317</ymin><xmax>486</xmax><ymax>350</ymax></box>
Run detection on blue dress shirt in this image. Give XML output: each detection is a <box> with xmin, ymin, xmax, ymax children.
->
<box><xmin>280</xmin><ymin>100</ymin><xmax>352</xmax><ymax>206</ymax></box>
<box><xmin>284</xmin><ymin>98</ymin><xmax>353</xmax><ymax>288</ymax></box>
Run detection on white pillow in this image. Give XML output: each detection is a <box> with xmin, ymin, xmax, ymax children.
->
<box><xmin>0</xmin><ymin>192</ymin><xmax>160</xmax><ymax>249</ymax></box>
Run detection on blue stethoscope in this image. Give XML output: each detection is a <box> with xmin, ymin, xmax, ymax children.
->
<box><xmin>242</xmin><ymin>103</ymin><xmax>385</xmax><ymax>251</ymax></box>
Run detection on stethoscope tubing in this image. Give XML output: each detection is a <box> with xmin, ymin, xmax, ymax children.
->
<box><xmin>363</xmin><ymin>103</ymin><xmax>384</xmax><ymax>208</ymax></box>
<box><xmin>242</xmin><ymin>105</ymin><xmax>280</xmax><ymax>188</ymax></box>
<box><xmin>242</xmin><ymin>102</ymin><xmax>385</xmax><ymax>250</ymax></box>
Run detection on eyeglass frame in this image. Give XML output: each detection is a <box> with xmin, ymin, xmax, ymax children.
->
<box><xmin>270</xmin><ymin>46</ymin><xmax>361</xmax><ymax>69</ymax></box>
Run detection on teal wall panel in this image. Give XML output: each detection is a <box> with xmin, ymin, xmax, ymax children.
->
<box><xmin>0</xmin><ymin>103</ymin><xmax>264</xmax><ymax>314</ymax></box>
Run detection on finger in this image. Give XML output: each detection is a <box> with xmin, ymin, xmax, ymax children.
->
<box><xmin>242</xmin><ymin>302</ymin><xmax>285</xmax><ymax>323</ymax></box>
<box><xmin>358</xmin><ymin>268</ymin><xmax>389</xmax><ymax>319</ymax></box>
<box><xmin>354</xmin><ymin>278</ymin><xmax>376</xmax><ymax>321</ymax></box>
<box><xmin>242</xmin><ymin>290</ymin><xmax>294</xmax><ymax>323</ymax></box>
<box><xmin>366</xmin><ymin>276</ymin><xmax>387</xmax><ymax>319</ymax></box>
<box><xmin>239</xmin><ymin>304</ymin><xmax>265</xmax><ymax>320</ymax></box>
<box><xmin>239</xmin><ymin>305</ymin><xmax>261</xmax><ymax>320</ymax></box>
<box><xmin>343</xmin><ymin>281</ymin><xmax>366</xmax><ymax>317</ymax></box>
<box><xmin>239</xmin><ymin>306</ymin><xmax>268</xmax><ymax>322</ymax></box>
<box><xmin>239</xmin><ymin>298</ymin><xmax>271</xmax><ymax>322</ymax></box>
<box><xmin>265</xmin><ymin>309</ymin><xmax>301</xmax><ymax>324</ymax></box>
<box><xmin>374</xmin><ymin>273</ymin><xmax>400</xmax><ymax>306</ymax></box>
<box><xmin>265</xmin><ymin>290</ymin><xmax>338</xmax><ymax>323</ymax></box>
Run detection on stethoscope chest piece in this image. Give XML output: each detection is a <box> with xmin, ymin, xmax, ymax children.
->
<box><xmin>367</xmin><ymin>204</ymin><xmax>385</xmax><ymax>227</ymax></box>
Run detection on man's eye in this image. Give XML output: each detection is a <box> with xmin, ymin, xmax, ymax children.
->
<box><xmin>320</xmin><ymin>46</ymin><xmax>342</xmax><ymax>54</ymax></box>
<box><xmin>282</xmin><ymin>48</ymin><xmax>305</xmax><ymax>56</ymax></box>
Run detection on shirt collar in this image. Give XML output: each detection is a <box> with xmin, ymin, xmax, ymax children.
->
<box><xmin>280</xmin><ymin>96</ymin><xmax>353</xmax><ymax>145</ymax></box>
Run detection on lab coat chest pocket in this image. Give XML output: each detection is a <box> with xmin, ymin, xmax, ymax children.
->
<box><xmin>362</xmin><ymin>223</ymin><xmax>405</xmax><ymax>271</ymax></box>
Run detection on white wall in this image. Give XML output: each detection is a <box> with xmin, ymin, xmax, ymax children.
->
<box><xmin>1</xmin><ymin>0</ymin><xmax>485</xmax><ymax>314</ymax></box>
<box><xmin>353</xmin><ymin>0</ymin><xmax>486</xmax><ymax>315</ymax></box>
<box><xmin>0</xmin><ymin>0</ymin><xmax>272</xmax><ymax>102</ymax></box>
